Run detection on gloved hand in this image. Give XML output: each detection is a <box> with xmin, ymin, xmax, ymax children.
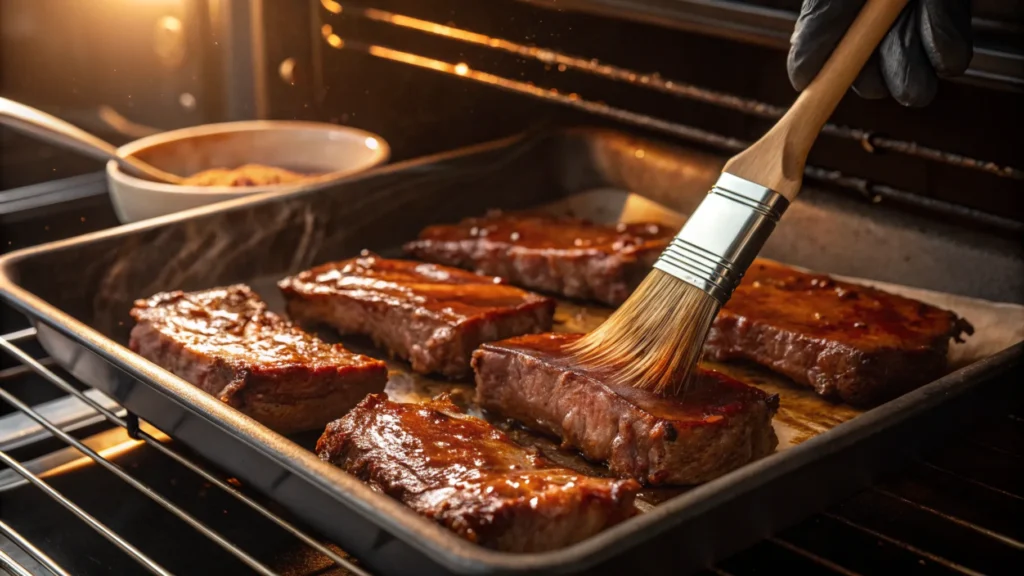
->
<box><xmin>788</xmin><ymin>0</ymin><xmax>973</xmax><ymax>107</ymax></box>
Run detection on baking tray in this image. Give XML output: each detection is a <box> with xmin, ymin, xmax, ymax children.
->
<box><xmin>1</xmin><ymin>129</ymin><xmax>1022</xmax><ymax>575</ymax></box>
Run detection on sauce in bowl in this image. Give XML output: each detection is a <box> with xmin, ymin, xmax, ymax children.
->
<box><xmin>182</xmin><ymin>164</ymin><xmax>316</xmax><ymax>187</ymax></box>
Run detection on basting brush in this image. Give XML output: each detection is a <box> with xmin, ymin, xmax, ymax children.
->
<box><xmin>570</xmin><ymin>0</ymin><xmax>911</xmax><ymax>393</ymax></box>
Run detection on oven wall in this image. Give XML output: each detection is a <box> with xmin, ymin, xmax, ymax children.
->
<box><xmin>0</xmin><ymin>0</ymin><xmax>273</xmax><ymax>255</ymax></box>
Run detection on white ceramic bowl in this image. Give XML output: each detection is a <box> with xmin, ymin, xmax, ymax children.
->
<box><xmin>107</xmin><ymin>120</ymin><xmax>389</xmax><ymax>223</ymax></box>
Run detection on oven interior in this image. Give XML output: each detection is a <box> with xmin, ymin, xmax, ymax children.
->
<box><xmin>0</xmin><ymin>1</ymin><xmax>1021</xmax><ymax>575</ymax></box>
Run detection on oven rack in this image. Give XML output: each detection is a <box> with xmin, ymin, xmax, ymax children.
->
<box><xmin>331</xmin><ymin>3</ymin><xmax>1022</xmax><ymax>181</ymax></box>
<box><xmin>2</xmin><ymin>324</ymin><xmax>1020</xmax><ymax>575</ymax></box>
<box><xmin>0</xmin><ymin>327</ymin><xmax>369</xmax><ymax>576</ymax></box>
<box><xmin>318</xmin><ymin>2</ymin><xmax>1023</xmax><ymax>235</ymax></box>
<box><xmin>519</xmin><ymin>0</ymin><xmax>1024</xmax><ymax>92</ymax></box>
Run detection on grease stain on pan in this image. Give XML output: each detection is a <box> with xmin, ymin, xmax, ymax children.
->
<box><xmin>706</xmin><ymin>361</ymin><xmax>864</xmax><ymax>446</ymax></box>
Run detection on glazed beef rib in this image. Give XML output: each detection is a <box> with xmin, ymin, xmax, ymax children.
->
<box><xmin>316</xmin><ymin>393</ymin><xmax>639</xmax><ymax>552</ymax></box>
<box><xmin>705</xmin><ymin>259</ymin><xmax>973</xmax><ymax>406</ymax></box>
<box><xmin>129</xmin><ymin>285</ymin><xmax>387</xmax><ymax>434</ymax></box>
<box><xmin>279</xmin><ymin>253</ymin><xmax>555</xmax><ymax>378</ymax></box>
<box><xmin>473</xmin><ymin>333</ymin><xmax>779</xmax><ymax>485</ymax></box>
<box><xmin>404</xmin><ymin>211</ymin><xmax>674</xmax><ymax>306</ymax></box>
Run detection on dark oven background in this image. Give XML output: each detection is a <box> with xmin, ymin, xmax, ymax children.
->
<box><xmin>280</xmin><ymin>0</ymin><xmax>1024</xmax><ymax>230</ymax></box>
<box><xmin>2</xmin><ymin>0</ymin><xmax>1023</xmax><ymax>237</ymax></box>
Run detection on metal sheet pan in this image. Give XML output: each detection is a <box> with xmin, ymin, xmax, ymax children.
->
<box><xmin>1</xmin><ymin>129</ymin><xmax>1022</xmax><ymax>575</ymax></box>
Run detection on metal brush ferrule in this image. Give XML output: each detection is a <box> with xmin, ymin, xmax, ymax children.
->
<box><xmin>653</xmin><ymin>173</ymin><xmax>789</xmax><ymax>304</ymax></box>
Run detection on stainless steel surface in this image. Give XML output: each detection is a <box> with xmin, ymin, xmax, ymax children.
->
<box><xmin>0</xmin><ymin>97</ymin><xmax>184</xmax><ymax>185</ymax></box>
<box><xmin>0</xmin><ymin>428</ymin><xmax>135</xmax><ymax>492</ymax></box>
<box><xmin>0</xmin><ymin>329</ymin><xmax>35</xmax><ymax>344</ymax></box>
<box><xmin>0</xmin><ymin>387</ymin><xmax>121</xmax><ymax>451</ymax></box>
<box><xmin>0</xmin><ymin>549</ymin><xmax>34</xmax><ymax>576</ymax></box>
<box><xmin>0</xmin><ymin>519</ymin><xmax>70</xmax><ymax>576</ymax></box>
<box><xmin>213</xmin><ymin>0</ymin><xmax>271</xmax><ymax>121</ymax></box>
<box><xmin>655</xmin><ymin>174</ymin><xmax>788</xmax><ymax>303</ymax></box>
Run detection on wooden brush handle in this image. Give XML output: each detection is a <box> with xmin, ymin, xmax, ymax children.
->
<box><xmin>723</xmin><ymin>0</ymin><xmax>910</xmax><ymax>201</ymax></box>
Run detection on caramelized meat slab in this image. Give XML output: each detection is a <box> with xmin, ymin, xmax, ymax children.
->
<box><xmin>706</xmin><ymin>259</ymin><xmax>973</xmax><ymax>406</ymax></box>
<box><xmin>279</xmin><ymin>253</ymin><xmax>555</xmax><ymax>378</ymax></box>
<box><xmin>404</xmin><ymin>212</ymin><xmax>674</xmax><ymax>305</ymax></box>
<box><xmin>316</xmin><ymin>393</ymin><xmax>639</xmax><ymax>552</ymax></box>
<box><xmin>129</xmin><ymin>285</ymin><xmax>387</xmax><ymax>434</ymax></box>
<box><xmin>473</xmin><ymin>333</ymin><xmax>779</xmax><ymax>485</ymax></box>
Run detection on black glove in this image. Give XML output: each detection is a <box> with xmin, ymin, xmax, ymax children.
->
<box><xmin>788</xmin><ymin>0</ymin><xmax>973</xmax><ymax>107</ymax></box>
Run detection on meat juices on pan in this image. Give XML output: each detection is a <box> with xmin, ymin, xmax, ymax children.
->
<box><xmin>129</xmin><ymin>285</ymin><xmax>387</xmax><ymax>434</ymax></box>
<box><xmin>316</xmin><ymin>393</ymin><xmax>640</xmax><ymax>552</ymax></box>
<box><xmin>404</xmin><ymin>212</ymin><xmax>674</xmax><ymax>306</ymax></box>
<box><xmin>473</xmin><ymin>333</ymin><xmax>779</xmax><ymax>486</ymax></box>
<box><xmin>705</xmin><ymin>259</ymin><xmax>974</xmax><ymax>406</ymax></box>
<box><xmin>279</xmin><ymin>253</ymin><xmax>555</xmax><ymax>378</ymax></box>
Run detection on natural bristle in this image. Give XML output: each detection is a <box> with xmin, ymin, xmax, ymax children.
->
<box><xmin>566</xmin><ymin>269</ymin><xmax>720</xmax><ymax>394</ymax></box>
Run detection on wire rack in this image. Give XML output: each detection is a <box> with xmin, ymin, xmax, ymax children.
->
<box><xmin>317</xmin><ymin>2</ymin><xmax>1024</xmax><ymax>235</ymax></box>
<box><xmin>332</xmin><ymin>3</ymin><xmax>1023</xmax><ymax>180</ymax></box>
<box><xmin>0</xmin><ymin>327</ymin><xmax>368</xmax><ymax>576</ymax></box>
<box><xmin>2</xmin><ymin>323</ymin><xmax>1021</xmax><ymax>575</ymax></box>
